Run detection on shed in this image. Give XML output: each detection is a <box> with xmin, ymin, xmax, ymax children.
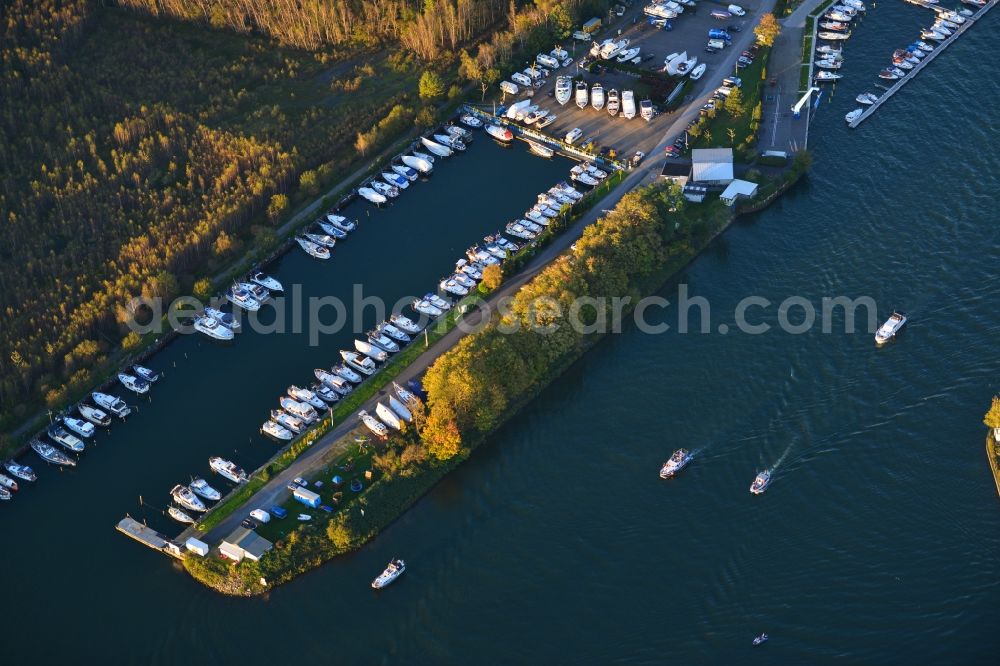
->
<box><xmin>683</xmin><ymin>183</ymin><xmax>708</xmax><ymax>203</ymax></box>
<box><xmin>185</xmin><ymin>537</ymin><xmax>210</xmax><ymax>557</ymax></box>
<box><xmin>660</xmin><ymin>161</ymin><xmax>691</xmax><ymax>186</ymax></box>
<box><xmin>691</xmin><ymin>148</ymin><xmax>734</xmax><ymax>185</ymax></box>
<box><xmin>583</xmin><ymin>17</ymin><xmax>602</xmax><ymax>33</ymax></box>
<box><xmin>293</xmin><ymin>486</ymin><xmax>321</xmax><ymax>508</ymax></box>
<box><xmin>720</xmin><ymin>179</ymin><xmax>759</xmax><ymax>206</ymax></box>
<box><xmin>220</xmin><ymin>526</ymin><xmax>273</xmax><ymax>563</ymax></box>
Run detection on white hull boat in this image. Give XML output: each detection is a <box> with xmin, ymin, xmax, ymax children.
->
<box><xmin>341</xmin><ymin>350</ymin><xmax>377</xmax><ymax>375</ymax></box>
<box><xmin>227</xmin><ymin>286</ymin><xmax>261</xmax><ymax>311</ymax></box>
<box><xmin>412</xmin><ymin>299</ymin><xmax>443</xmax><ymax>317</ymax></box>
<box><xmin>168</xmin><ymin>506</ymin><xmax>195</xmax><ymax>524</ymax></box>
<box><xmin>92</xmin><ymin>391</ymin><xmax>131</xmax><ymax>418</ymax></box>
<box><xmin>272</xmin><ymin>408</ymin><xmax>305</xmax><ymax>433</ymax></box>
<box><xmin>359</xmin><ymin>410</ymin><xmax>389</xmax><ymax>438</ymax></box>
<box><xmin>376</xmin><ymin>402</ymin><xmax>403</xmax><ymax>430</ymax></box>
<box><xmin>439</xmin><ymin>278</ymin><xmax>469</xmax><ymax>296</ymax></box>
<box><xmin>280</xmin><ymin>396</ymin><xmax>318</xmax><ymax>422</ymax></box>
<box><xmin>209</xmin><ymin>456</ymin><xmax>248</xmax><ymax>483</ymax></box>
<box><xmin>486</xmin><ymin>125</ymin><xmax>513</xmax><ymax>142</ymax></box>
<box><xmin>372</xmin><ymin>559</ymin><xmax>406</xmax><ymax>589</ymax></box>
<box><xmin>689</xmin><ymin>63</ymin><xmax>706</xmax><ymax>80</ymax></box>
<box><xmin>875</xmin><ymin>311</ymin><xmax>907</xmax><ymax>345</ymax></box>
<box><xmin>528</xmin><ymin>141</ymin><xmax>555</xmax><ymax>158</ymax></box>
<box><xmin>63</xmin><ymin>416</ymin><xmax>94</xmax><ymax>438</ymax></box>
<box><xmin>48</xmin><ymin>424</ymin><xmax>84</xmax><ymax>452</ymax></box>
<box><xmin>4</xmin><ymin>461</ymin><xmax>37</xmax><ymax>482</ymax></box>
<box><xmin>393</xmin><ymin>382</ymin><xmax>419</xmax><ymax>407</ymax></box>
<box><xmin>750</xmin><ymin>470</ymin><xmax>771</xmax><ymax>494</ymax></box>
<box><xmin>382</xmin><ymin>171</ymin><xmax>409</xmax><ymax>189</ymax></box>
<box><xmin>251</xmin><ymin>272</ymin><xmax>283</xmax><ymax>292</ymax></box>
<box><xmin>317</xmin><ymin>221</ymin><xmax>347</xmax><ymax>239</ymax></box>
<box><xmin>392</xmin><ymin>163</ymin><xmax>420</xmax><ymax>181</ymax></box>
<box><xmin>359</xmin><ymin>187</ymin><xmax>387</xmax><ymax>205</ymax></box>
<box><xmin>190</xmin><ymin>477</ymin><xmax>221</xmax><ymax>501</ymax></box>
<box><xmin>326</xmin><ymin>214</ymin><xmax>357</xmax><ymax>231</ymax></box>
<box><xmin>195</xmin><ymin>315</ymin><xmax>236</xmax><ymax>339</ymax></box>
<box><xmin>420</xmin><ymin>136</ymin><xmax>453</xmax><ymax>157</ymax></box>
<box><xmin>389</xmin><ymin>395</ymin><xmax>413</xmax><ymax>422</ymax></box>
<box><xmin>378</xmin><ymin>321</ymin><xmax>411</xmax><ymax>342</ymax></box>
<box><xmin>296</xmin><ymin>236</ymin><xmax>330</xmax><ymax>259</ymax></box>
<box><xmin>118</xmin><ymin>372</ymin><xmax>150</xmax><ymax>394</ymax></box>
<box><xmin>368</xmin><ymin>331</ymin><xmax>400</xmax><ymax>353</ymax></box>
<box><xmin>555</xmin><ymin>76</ymin><xmax>572</xmax><ymax>105</ymax></box>
<box><xmin>355</xmin><ymin>339</ymin><xmax>389</xmax><ymax>362</ymax></box>
<box><xmin>171</xmin><ymin>484</ymin><xmax>207</xmax><ymax>512</ymax></box>
<box><xmin>288</xmin><ymin>385</ymin><xmax>326</xmax><ymax>410</ymax></box>
<box><xmin>262</xmin><ymin>420</ymin><xmax>294</xmax><ymax>440</ymax></box>
<box><xmin>31</xmin><ymin>440</ymin><xmax>76</xmax><ymax>466</ymax></box>
<box><xmin>659</xmin><ymin>449</ymin><xmax>692</xmax><ymax>476</ymax></box>
<box><xmin>78</xmin><ymin>403</ymin><xmax>111</xmax><ymax>427</ymax></box>
<box><xmin>575</xmin><ymin>81</ymin><xmax>589</xmax><ymax>109</ymax></box>
<box><xmin>459</xmin><ymin>113</ymin><xmax>482</xmax><ymax>128</ymax></box>
<box><xmin>333</xmin><ymin>363</ymin><xmax>363</xmax><ymax>383</ymax></box>
<box><xmin>390</xmin><ymin>314</ymin><xmax>422</xmax><ymax>334</ymax></box>
<box><xmin>606</xmin><ymin>89</ymin><xmax>620</xmax><ymax>115</ymax></box>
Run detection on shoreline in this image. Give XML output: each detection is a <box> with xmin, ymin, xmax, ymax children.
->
<box><xmin>987</xmin><ymin>433</ymin><xmax>1000</xmax><ymax>501</ymax></box>
<box><xmin>183</xmin><ymin>168</ymin><xmax>808</xmax><ymax>596</ymax></box>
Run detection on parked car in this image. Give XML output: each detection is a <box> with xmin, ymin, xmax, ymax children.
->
<box><xmin>728</xmin><ymin>24</ymin><xmax>742</xmax><ymax>32</ymax></box>
<box><xmin>728</xmin><ymin>4</ymin><xmax>746</xmax><ymax>16</ymax></box>
<box><xmin>631</xmin><ymin>151</ymin><xmax>646</xmax><ymax>166</ymax></box>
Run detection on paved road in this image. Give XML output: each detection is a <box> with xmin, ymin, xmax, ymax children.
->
<box><xmin>195</xmin><ymin>1</ymin><xmax>783</xmax><ymax>546</ymax></box>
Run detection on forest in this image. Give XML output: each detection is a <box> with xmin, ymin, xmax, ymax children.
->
<box><xmin>0</xmin><ymin>0</ymin><xmax>609</xmax><ymax>442</ymax></box>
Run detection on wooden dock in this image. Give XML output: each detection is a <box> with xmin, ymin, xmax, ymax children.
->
<box><xmin>849</xmin><ymin>0</ymin><xmax>997</xmax><ymax>128</ymax></box>
<box><xmin>116</xmin><ymin>516</ymin><xmax>183</xmax><ymax>559</ymax></box>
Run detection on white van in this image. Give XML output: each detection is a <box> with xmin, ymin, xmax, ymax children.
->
<box><xmin>707</xmin><ymin>38</ymin><xmax>727</xmax><ymax>50</ymax></box>
<box><xmin>523</xmin><ymin>67</ymin><xmax>543</xmax><ymax>81</ymax></box>
<box><xmin>728</xmin><ymin>4</ymin><xmax>746</xmax><ymax>15</ymax></box>
<box><xmin>500</xmin><ymin>80</ymin><xmax>519</xmax><ymax>95</ymax></box>
<box><xmin>511</xmin><ymin>72</ymin><xmax>532</xmax><ymax>87</ymax></box>
<box><xmin>565</xmin><ymin>128</ymin><xmax>583</xmax><ymax>144</ymax></box>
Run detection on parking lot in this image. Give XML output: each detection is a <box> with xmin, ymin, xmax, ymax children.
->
<box><xmin>498</xmin><ymin>0</ymin><xmax>767</xmax><ymax>159</ymax></box>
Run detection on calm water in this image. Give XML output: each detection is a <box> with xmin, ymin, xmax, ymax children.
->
<box><xmin>4</xmin><ymin>5</ymin><xmax>1000</xmax><ymax>662</ymax></box>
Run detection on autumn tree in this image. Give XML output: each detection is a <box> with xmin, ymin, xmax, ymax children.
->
<box><xmin>267</xmin><ymin>193</ymin><xmax>288</xmax><ymax>224</ymax></box>
<box><xmin>193</xmin><ymin>278</ymin><xmax>213</xmax><ymax>301</ymax></box>
<box><xmin>754</xmin><ymin>13</ymin><xmax>781</xmax><ymax>47</ymax></box>
<box><xmin>326</xmin><ymin>515</ymin><xmax>355</xmax><ymax>550</ymax></box>
<box><xmin>299</xmin><ymin>169</ymin><xmax>319</xmax><ymax>195</ymax></box>
<box><xmin>724</xmin><ymin>87</ymin><xmax>744</xmax><ymax>117</ymax></box>
<box><xmin>420</xmin><ymin>402</ymin><xmax>463</xmax><ymax>460</ymax></box>
<box><xmin>984</xmin><ymin>396</ymin><xmax>1000</xmax><ymax>429</ymax></box>
<box><xmin>419</xmin><ymin>70</ymin><xmax>446</xmax><ymax>100</ymax></box>
<box><xmin>480</xmin><ymin>264</ymin><xmax>503</xmax><ymax>292</ymax></box>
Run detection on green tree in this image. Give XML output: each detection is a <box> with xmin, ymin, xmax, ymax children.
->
<box><xmin>724</xmin><ymin>87</ymin><xmax>744</xmax><ymax>117</ymax></box>
<box><xmin>549</xmin><ymin>4</ymin><xmax>574</xmax><ymax>38</ymax></box>
<box><xmin>418</xmin><ymin>69</ymin><xmax>446</xmax><ymax>101</ymax></box>
<box><xmin>267</xmin><ymin>193</ymin><xmax>288</xmax><ymax>224</ymax></box>
<box><xmin>299</xmin><ymin>169</ymin><xmax>319</xmax><ymax>195</ymax></box>
<box><xmin>326</xmin><ymin>515</ymin><xmax>355</xmax><ymax>550</ymax></box>
<box><xmin>792</xmin><ymin>149</ymin><xmax>813</xmax><ymax>173</ymax></box>
<box><xmin>193</xmin><ymin>278</ymin><xmax>212</xmax><ymax>301</ymax></box>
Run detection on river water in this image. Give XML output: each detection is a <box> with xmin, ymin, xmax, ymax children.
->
<box><xmin>3</xmin><ymin>4</ymin><xmax>1000</xmax><ymax>663</ymax></box>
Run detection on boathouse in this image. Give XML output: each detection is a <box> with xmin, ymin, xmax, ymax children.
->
<box><xmin>691</xmin><ymin>148</ymin><xmax>734</xmax><ymax>185</ymax></box>
<box><xmin>220</xmin><ymin>526</ymin><xmax>273</xmax><ymax>563</ymax></box>
<box><xmin>719</xmin><ymin>179</ymin><xmax>759</xmax><ymax>206</ymax></box>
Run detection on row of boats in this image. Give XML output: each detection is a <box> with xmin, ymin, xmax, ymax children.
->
<box><xmin>1</xmin><ymin>365</ymin><xmax>163</xmax><ymax>502</ymax></box>
<box><xmin>194</xmin><ymin>271</ymin><xmax>285</xmax><ymax>339</ymax></box>
<box><xmin>845</xmin><ymin>6</ymin><xmax>974</xmax><ymax>123</ymax></box>
<box><xmin>658</xmin><ymin>449</ymin><xmax>772</xmax><ymax>494</ymax></box>
<box><xmin>165</xmin><ymin>457</ymin><xmax>248</xmax><ymax>524</ymax></box>
<box><xmin>813</xmin><ymin>0</ymin><xmax>867</xmax><ymax>84</ymax></box>
<box><xmin>557</xmin><ymin>79</ymin><xmax>650</xmax><ymax>121</ymax></box>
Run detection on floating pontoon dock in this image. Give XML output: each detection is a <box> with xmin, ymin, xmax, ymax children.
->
<box><xmin>850</xmin><ymin>0</ymin><xmax>997</xmax><ymax>128</ymax></box>
<box><xmin>116</xmin><ymin>516</ymin><xmax>183</xmax><ymax>559</ymax></box>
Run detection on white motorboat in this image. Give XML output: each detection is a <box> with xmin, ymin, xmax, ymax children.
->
<box><xmin>288</xmin><ymin>385</ymin><xmax>326</xmax><ymax>410</ymax></box>
<box><xmin>280</xmin><ymin>396</ymin><xmax>319</xmax><ymax>422</ymax></box>
<box><xmin>824</xmin><ymin>12</ymin><xmax>852</xmax><ymax>22</ymax></box>
<box><xmin>664</xmin><ymin>51</ymin><xmax>688</xmax><ymax>76</ymax></box>
<box><xmin>424</xmin><ymin>293</ymin><xmax>450</xmax><ymax>311</ymax></box>
<box><xmin>251</xmin><ymin>271</ymin><xmax>283</xmax><ymax>292</ymax></box>
<box><xmin>856</xmin><ymin>92</ymin><xmax>878</xmax><ymax>104</ymax></box>
<box><xmin>815</xmin><ymin>59</ymin><xmax>842</xmax><ymax>70</ymax></box>
<box><xmin>920</xmin><ymin>29</ymin><xmax>946</xmax><ymax>41</ymax></box>
<box><xmin>878</xmin><ymin>69</ymin><xmax>900</xmax><ymax>80</ymax></box>
<box><xmin>237</xmin><ymin>281</ymin><xmax>270</xmax><ymax>303</ymax></box>
<box><xmin>0</xmin><ymin>473</ymin><xmax>18</xmax><ymax>493</ymax></box>
<box><xmin>485</xmin><ymin>239</ymin><xmax>509</xmax><ymax>257</ymax></box>
<box><xmin>389</xmin><ymin>395</ymin><xmax>413</xmax><ymax>422</ymax></box>
<box><xmin>522</xmin><ymin>109</ymin><xmax>546</xmax><ymax>125</ymax></box>
<box><xmin>317</xmin><ymin>369</ymin><xmax>354</xmax><ymax>395</ymax></box>
<box><xmin>412</xmin><ymin>299</ymin><xmax>443</xmax><ymax>317</ymax></box>
<box><xmin>296</xmin><ymin>236</ymin><xmax>330</xmax><ymax>259</ymax></box>
<box><xmin>341</xmin><ymin>350</ymin><xmax>377</xmax><ymax>375</ymax></box>
<box><xmin>227</xmin><ymin>285</ymin><xmax>261</xmax><ymax>311</ymax></box>
<box><xmin>271</xmin><ymin>409</ymin><xmax>305</xmax><ymax>433</ymax></box>
<box><xmin>495</xmin><ymin>237</ymin><xmax>519</xmax><ymax>254</ymax></box>
<box><xmin>4</xmin><ymin>461</ymin><xmax>37</xmax><ymax>482</ymax></box>
<box><xmin>0</xmin><ymin>487</ymin><xmax>11</xmax><ymax>501</ymax></box>
<box><xmin>32</xmin><ymin>439</ymin><xmax>76</xmax><ymax>466</ymax></box>
<box><xmin>311</xmin><ymin>382</ymin><xmax>339</xmax><ymax>403</ymax></box>
<box><xmin>390</xmin><ymin>313</ymin><xmax>422</xmax><ymax>334</ymax></box>
<box><xmin>316</xmin><ymin>223</ymin><xmax>346</xmax><ymax>243</ymax></box>
<box><xmin>371</xmin><ymin>180</ymin><xmax>400</xmax><ymax>198</ymax></box>
<box><xmin>689</xmin><ymin>63</ymin><xmax>707</xmax><ymax>80</ymax></box>
<box><xmin>889</xmin><ymin>67</ymin><xmax>907</xmax><ymax>78</ymax></box>
<box><xmin>750</xmin><ymin>470</ymin><xmax>771</xmax><ymax>494</ymax></box>
<box><xmin>814</xmin><ymin>71</ymin><xmax>843</xmax><ymax>82</ymax></box>
<box><xmin>132</xmin><ymin>364</ymin><xmax>160</xmax><ymax>383</ymax></box>
<box><xmin>375</xmin><ymin>402</ymin><xmax>403</xmax><ymax>430</ymax></box>
<box><xmin>368</xmin><ymin>331</ymin><xmax>400</xmax><ymax>353</ymax></box>
<box><xmin>209</xmin><ymin>456</ymin><xmax>247</xmax><ymax>483</ymax></box>
<box><xmin>439</xmin><ymin>278</ymin><xmax>469</xmax><ymax>296</ymax></box>
<box><xmin>326</xmin><ymin>214</ymin><xmax>357</xmax><ymax>232</ymax></box>
<box><xmin>875</xmin><ymin>311</ymin><xmax>907</xmax><ymax>345</ymax></box>
<box><xmin>382</xmin><ymin>171</ymin><xmax>409</xmax><ymax>189</ymax></box>
<box><xmin>572</xmin><ymin>170</ymin><xmax>598</xmax><ymax>187</ymax></box>
<box><xmin>525</xmin><ymin>209</ymin><xmax>548</xmax><ymax>226</ymax></box>
<box><xmin>616</xmin><ymin>47</ymin><xmax>640</xmax><ymax>63</ymax></box>
<box><xmin>505</xmin><ymin>222</ymin><xmax>536</xmax><ymax>240</ymax></box>
<box><xmin>606</xmin><ymin>89</ymin><xmax>620</xmax><ymax>116</ymax></box>
<box><xmin>817</xmin><ymin>31</ymin><xmax>851</xmax><ymax>40</ymax></box>
<box><xmin>171</xmin><ymin>484</ymin><xmax>207</xmax><ymax>512</ymax></box>
<box><xmin>304</xmin><ymin>232</ymin><xmax>336</xmax><ymax>250</ymax></box>
<box><xmin>420</xmin><ymin>136</ymin><xmax>453</xmax><ymax>157</ymax></box>
<box><xmin>816</xmin><ymin>44</ymin><xmax>843</xmax><ymax>55</ymax></box>
<box><xmin>931</xmin><ymin>22</ymin><xmax>952</xmax><ymax>35</ymax></box>
<box><xmin>435</xmin><ymin>133</ymin><xmax>465</xmax><ymax>150</ymax></box>
<box><xmin>359</xmin><ymin>187</ymin><xmax>388</xmax><ymax>205</ymax></box>
<box><xmin>333</xmin><ymin>363</ymin><xmax>363</xmax><ymax>383</ymax></box>
<box><xmin>555</xmin><ymin>76</ymin><xmax>572</xmax><ymax>105</ymax></box>
<box><xmin>393</xmin><ymin>382</ymin><xmax>418</xmax><ymax>407</ymax></box>
<box><xmin>505</xmin><ymin>99</ymin><xmax>532</xmax><ymax>120</ymax></box>
<box><xmin>392</xmin><ymin>162</ymin><xmax>420</xmax><ymax>181</ymax></box>
<box><xmin>486</xmin><ymin>124</ymin><xmax>513</xmax><ymax>142</ymax></box>
<box><xmin>47</xmin><ymin>424</ymin><xmax>84</xmax><ymax>452</ymax></box>
<box><xmin>600</xmin><ymin>38</ymin><xmax>629</xmax><ymax>60</ymax></box>
<box><xmin>92</xmin><ymin>391</ymin><xmax>131</xmax><ymax>418</ymax></box>
<box><xmin>77</xmin><ymin>403</ymin><xmax>111</xmax><ymax>427</ymax></box>
<box><xmin>378</xmin><ymin>321</ymin><xmax>411</xmax><ymax>342</ymax></box>
<box><xmin>528</xmin><ymin>141</ymin><xmax>555</xmax><ymax>158</ymax></box>
<box><xmin>168</xmin><ymin>506</ymin><xmax>195</xmax><ymax>524</ymax></box>
<box><xmin>355</xmin><ymin>339</ymin><xmax>389</xmax><ymax>362</ymax></box>
<box><xmin>359</xmin><ymin>410</ymin><xmax>389</xmax><ymax>438</ymax></box>
<box><xmin>190</xmin><ymin>477</ymin><xmax>221</xmax><ymax>501</ymax></box>
<box><xmin>521</xmin><ymin>219</ymin><xmax>544</xmax><ymax>234</ymax></box>
<box><xmin>621</xmin><ymin>90</ymin><xmax>636</xmax><ymax>119</ymax></box>
<box><xmin>459</xmin><ymin>113</ymin><xmax>482</xmax><ymax>128</ymax></box>
<box><xmin>372</xmin><ymin>559</ymin><xmax>406</xmax><ymax>589</ymax></box>
<box><xmin>445</xmin><ymin>125</ymin><xmax>471</xmax><ymax>141</ymax></box>
<box><xmin>591</xmin><ymin>83</ymin><xmax>605</xmax><ymax>111</ymax></box>
<box><xmin>914</xmin><ymin>40</ymin><xmax>935</xmax><ymax>52</ymax></box>
<box><xmin>677</xmin><ymin>55</ymin><xmax>698</xmax><ymax>76</ymax></box>
<box><xmin>262</xmin><ymin>419</ymin><xmax>293</xmax><ymax>442</ymax></box>
<box><xmin>894</xmin><ymin>59</ymin><xmax>914</xmax><ymax>70</ymax></box>
<box><xmin>195</xmin><ymin>314</ymin><xmax>236</xmax><ymax>339</ymax></box>
<box><xmin>575</xmin><ymin>80</ymin><xmax>589</xmax><ymax>109</ymax></box>
<box><xmin>536</xmin><ymin>113</ymin><xmax>557</xmax><ymax>129</ymax></box>
<box><xmin>845</xmin><ymin>108</ymin><xmax>863</xmax><ymax>123</ymax></box>
<box><xmin>469</xmin><ymin>246</ymin><xmax>500</xmax><ymax>264</ymax></box>
<box><xmin>117</xmin><ymin>372</ymin><xmax>150</xmax><ymax>394</ymax></box>
<box><xmin>62</xmin><ymin>416</ymin><xmax>94</xmax><ymax>438</ymax></box>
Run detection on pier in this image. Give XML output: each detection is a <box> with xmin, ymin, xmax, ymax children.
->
<box><xmin>849</xmin><ymin>0</ymin><xmax>997</xmax><ymax>128</ymax></box>
<box><xmin>116</xmin><ymin>516</ymin><xmax>183</xmax><ymax>559</ymax></box>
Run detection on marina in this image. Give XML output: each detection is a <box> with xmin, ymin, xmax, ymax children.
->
<box><xmin>849</xmin><ymin>0</ymin><xmax>997</xmax><ymax>126</ymax></box>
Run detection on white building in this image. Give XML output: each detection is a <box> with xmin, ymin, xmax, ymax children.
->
<box><xmin>720</xmin><ymin>179</ymin><xmax>758</xmax><ymax>206</ymax></box>
<box><xmin>691</xmin><ymin>148</ymin><xmax>734</xmax><ymax>185</ymax></box>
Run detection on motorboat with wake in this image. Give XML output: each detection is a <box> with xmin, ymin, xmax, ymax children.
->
<box><xmin>92</xmin><ymin>391</ymin><xmax>131</xmax><ymax>418</ymax></box>
<box><xmin>372</xmin><ymin>559</ymin><xmax>406</xmax><ymax>589</ymax></box>
<box><xmin>341</xmin><ymin>350</ymin><xmax>377</xmax><ymax>375</ymax></box>
<box><xmin>750</xmin><ymin>470</ymin><xmax>771</xmax><ymax>494</ymax></box>
<box><xmin>875</xmin><ymin>311</ymin><xmax>907</xmax><ymax>345</ymax></box>
<box><xmin>4</xmin><ymin>461</ymin><xmax>37</xmax><ymax>482</ymax></box>
<box><xmin>171</xmin><ymin>484</ymin><xmax>207</xmax><ymax>512</ymax></box>
<box><xmin>296</xmin><ymin>236</ymin><xmax>330</xmax><ymax>259</ymax></box>
<box><xmin>210</xmin><ymin>456</ymin><xmax>247</xmax><ymax>483</ymax></box>
<box><xmin>77</xmin><ymin>402</ymin><xmax>111</xmax><ymax>427</ymax></box>
<box><xmin>190</xmin><ymin>477</ymin><xmax>221</xmax><ymax>502</ymax></box>
<box><xmin>32</xmin><ymin>439</ymin><xmax>76</xmax><ymax>466</ymax></box>
<box><xmin>659</xmin><ymin>449</ymin><xmax>692</xmax><ymax>478</ymax></box>
<box><xmin>753</xmin><ymin>633</ymin><xmax>768</xmax><ymax>646</ymax></box>
<box><xmin>359</xmin><ymin>410</ymin><xmax>389</xmax><ymax>438</ymax></box>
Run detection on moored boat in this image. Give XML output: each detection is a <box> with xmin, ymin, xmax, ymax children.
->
<box><xmin>47</xmin><ymin>424</ymin><xmax>84</xmax><ymax>452</ymax></box>
<box><xmin>359</xmin><ymin>187</ymin><xmax>388</xmax><ymax>205</ymax></box>
<box><xmin>92</xmin><ymin>391</ymin><xmax>131</xmax><ymax>418</ymax></box>
<box><xmin>209</xmin><ymin>456</ymin><xmax>247</xmax><ymax>483</ymax></box>
<box><xmin>280</xmin><ymin>396</ymin><xmax>319</xmax><ymax>422</ymax></box>
<box><xmin>326</xmin><ymin>214</ymin><xmax>357</xmax><ymax>232</ymax></box>
<box><xmin>132</xmin><ymin>364</ymin><xmax>160</xmax><ymax>383</ymax></box>
<box><xmin>288</xmin><ymin>385</ymin><xmax>326</xmax><ymax>410</ymax></box>
<box><xmin>485</xmin><ymin>124</ymin><xmax>513</xmax><ymax>143</ymax></box>
<box><xmin>194</xmin><ymin>314</ymin><xmax>236</xmax><ymax>339</ymax></box>
<box><xmin>262</xmin><ymin>419</ymin><xmax>294</xmax><ymax>441</ymax></box>
<box><xmin>4</xmin><ymin>461</ymin><xmax>37</xmax><ymax>482</ymax></box>
<box><xmin>296</xmin><ymin>236</ymin><xmax>331</xmax><ymax>260</ymax></box>
<box><xmin>251</xmin><ymin>271</ymin><xmax>283</xmax><ymax>292</ymax></box>
<box><xmin>62</xmin><ymin>416</ymin><xmax>95</xmax><ymax>439</ymax></box>
<box><xmin>171</xmin><ymin>484</ymin><xmax>207</xmax><ymax>512</ymax></box>
<box><xmin>368</xmin><ymin>331</ymin><xmax>400</xmax><ymax>353</ymax></box>
<box><xmin>459</xmin><ymin>113</ymin><xmax>483</xmax><ymax>128</ymax></box>
<box><xmin>341</xmin><ymin>350</ymin><xmax>377</xmax><ymax>375</ymax></box>
<box><xmin>393</xmin><ymin>381</ymin><xmax>419</xmax><ymax>407</ymax></box>
<box><xmin>390</xmin><ymin>313</ymin><xmax>422</xmax><ymax>334</ymax></box>
<box><xmin>528</xmin><ymin>141</ymin><xmax>555</xmax><ymax>158</ymax></box>
<box><xmin>0</xmin><ymin>473</ymin><xmax>19</xmax><ymax>493</ymax></box>
<box><xmin>77</xmin><ymin>403</ymin><xmax>111</xmax><ymax>427</ymax></box>
<box><xmin>118</xmin><ymin>372</ymin><xmax>150</xmax><ymax>394</ymax></box>
<box><xmin>190</xmin><ymin>477</ymin><xmax>221</xmax><ymax>502</ymax></box>
<box><xmin>32</xmin><ymin>439</ymin><xmax>76</xmax><ymax>466</ymax></box>
<box><xmin>168</xmin><ymin>506</ymin><xmax>196</xmax><ymax>524</ymax></box>
<box><xmin>226</xmin><ymin>286</ymin><xmax>261</xmax><ymax>312</ymax></box>
<box><xmin>355</xmin><ymin>339</ymin><xmax>389</xmax><ymax>362</ymax></box>
<box><xmin>271</xmin><ymin>408</ymin><xmax>305</xmax><ymax>433</ymax></box>
<box><xmin>856</xmin><ymin>92</ymin><xmax>878</xmax><ymax>104</ymax></box>
<box><xmin>378</xmin><ymin>321</ymin><xmax>412</xmax><ymax>342</ymax></box>
<box><xmin>845</xmin><ymin>108</ymin><xmax>863</xmax><ymax>123</ymax></box>
<box><xmin>371</xmin><ymin>558</ymin><xmax>406</xmax><ymax>589</ymax></box>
